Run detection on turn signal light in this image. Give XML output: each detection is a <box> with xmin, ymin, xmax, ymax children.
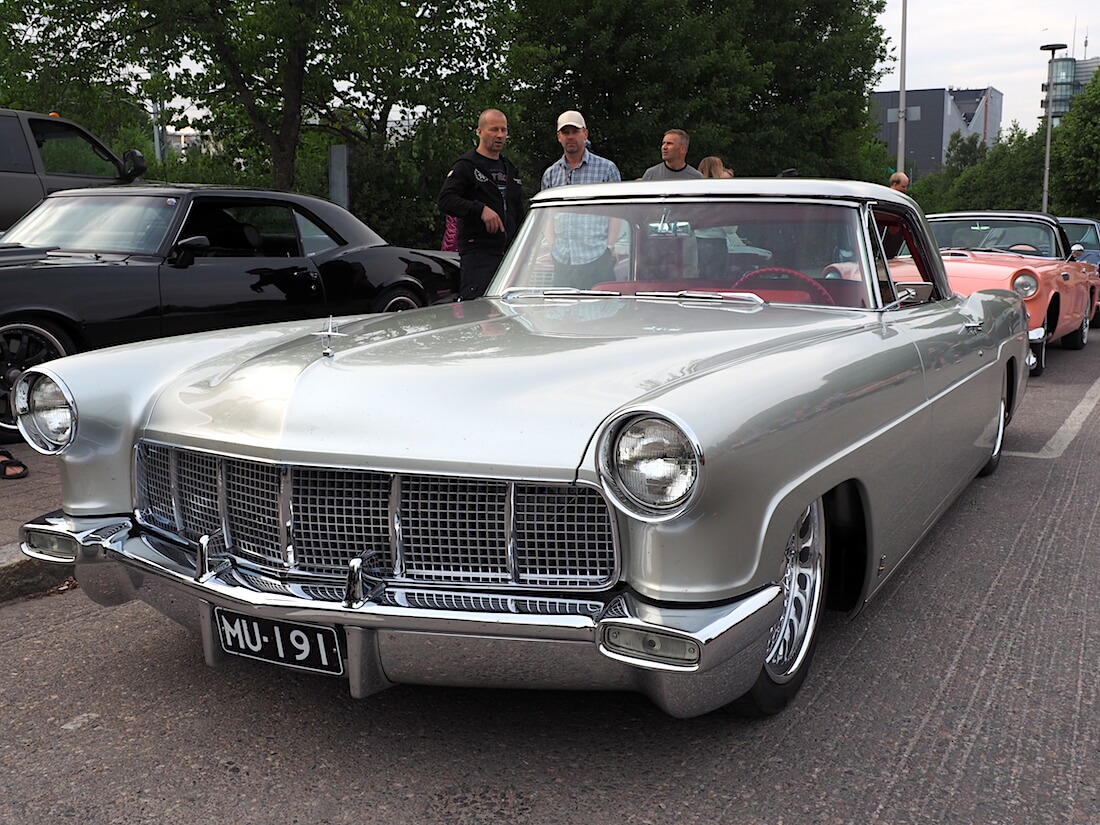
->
<box><xmin>601</xmin><ymin>625</ymin><xmax>700</xmax><ymax>666</ymax></box>
<box><xmin>21</xmin><ymin>530</ymin><xmax>78</xmax><ymax>563</ymax></box>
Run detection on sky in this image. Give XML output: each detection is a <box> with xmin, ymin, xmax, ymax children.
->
<box><xmin>874</xmin><ymin>0</ymin><xmax>1096</xmax><ymax>132</ymax></box>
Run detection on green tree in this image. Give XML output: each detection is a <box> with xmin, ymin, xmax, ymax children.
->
<box><xmin>1</xmin><ymin>0</ymin><xmax>500</xmax><ymax>192</ymax></box>
<box><xmin>1051</xmin><ymin>70</ymin><xmax>1100</xmax><ymax>217</ymax></box>
<box><xmin>505</xmin><ymin>0</ymin><xmax>886</xmax><ymax>182</ymax></box>
<box><xmin>943</xmin><ymin>131</ymin><xmax>988</xmax><ymax>177</ymax></box>
<box><xmin>739</xmin><ymin>0</ymin><xmax>888</xmax><ymax>178</ymax></box>
<box><xmin>909</xmin><ymin>130</ymin><xmax>990</xmax><ymax>212</ymax></box>
<box><xmin>946</xmin><ymin>124</ymin><xmax>1044</xmax><ymax>211</ymax></box>
<box><xmin>0</xmin><ymin>0</ymin><xmax>156</xmax><ymax>156</ymax></box>
<box><xmin>910</xmin><ymin>124</ymin><xmax>1043</xmax><ymax>213</ymax></box>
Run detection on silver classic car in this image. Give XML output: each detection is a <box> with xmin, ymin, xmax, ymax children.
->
<box><xmin>18</xmin><ymin>179</ymin><xmax>1029</xmax><ymax>717</ymax></box>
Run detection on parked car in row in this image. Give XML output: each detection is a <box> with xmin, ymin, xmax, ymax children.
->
<box><xmin>0</xmin><ymin>108</ymin><xmax>147</xmax><ymax>230</ymax></box>
<box><xmin>0</xmin><ymin>185</ymin><xmax>459</xmax><ymax>434</ymax></box>
<box><xmin>1059</xmin><ymin>216</ymin><xmax>1100</xmax><ymax>268</ymax></box>
<box><xmin>926</xmin><ymin>211</ymin><xmax>1098</xmax><ymax>376</ymax></box>
<box><xmin>18</xmin><ymin>179</ymin><xmax>1028</xmax><ymax>717</ymax></box>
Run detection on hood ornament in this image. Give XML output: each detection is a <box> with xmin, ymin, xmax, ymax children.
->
<box><xmin>311</xmin><ymin>315</ymin><xmax>347</xmax><ymax>358</ymax></box>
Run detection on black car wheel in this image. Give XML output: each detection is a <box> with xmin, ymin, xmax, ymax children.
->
<box><xmin>372</xmin><ymin>286</ymin><xmax>423</xmax><ymax>313</ymax></box>
<box><xmin>1061</xmin><ymin>311</ymin><xmax>1089</xmax><ymax>350</ymax></box>
<box><xmin>0</xmin><ymin>321</ymin><xmax>76</xmax><ymax>435</ymax></box>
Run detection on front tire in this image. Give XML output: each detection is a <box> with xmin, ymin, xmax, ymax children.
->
<box><xmin>1</xmin><ymin>320</ymin><xmax>76</xmax><ymax>437</ymax></box>
<box><xmin>372</xmin><ymin>286</ymin><xmax>423</xmax><ymax>313</ymax></box>
<box><xmin>733</xmin><ymin>499</ymin><xmax>827</xmax><ymax>716</ymax></box>
<box><xmin>978</xmin><ymin>379</ymin><xmax>1007</xmax><ymax>477</ymax></box>
<box><xmin>1061</xmin><ymin>311</ymin><xmax>1089</xmax><ymax>350</ymax></box>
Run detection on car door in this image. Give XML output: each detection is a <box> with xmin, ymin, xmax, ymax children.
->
<box><xmin>873</xmin><ymin>206</ymin><xmax>1001</xmax><ymax>516</ymax></box>
<box><xmin>0</xmin><ymin>113</ymin><xmax>47</xmax><ymax>229</ymax></box>
<box><xmin>159</xmin><ymin>198</ymin><xmax>327</xmax><ymax>337</ymax></box>
<box><xmin>23</xmin><ymin>114</ymin><xmax>130</xmax><ymax>194</ymax></box>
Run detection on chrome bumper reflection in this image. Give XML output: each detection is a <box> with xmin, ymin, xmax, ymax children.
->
<box><xmin>22</xmin><ymin>511</ymin><xmax>781</xmax><ymax>717</ymax></box>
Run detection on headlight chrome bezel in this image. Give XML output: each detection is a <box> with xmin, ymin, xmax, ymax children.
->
<box><xmin>598</xmin><ymin>412</ymin><xmax>703</xmax><ymax>521</ymax></box>
<box><xmin>15</xmin><ymin>368</ymin><xmax>77</xmax><ymax>454</ymax></box>
<box><xmin>1012</xmin><ymin>272</ymin><xmax>1040</xmax><ymax>300</ymax></box>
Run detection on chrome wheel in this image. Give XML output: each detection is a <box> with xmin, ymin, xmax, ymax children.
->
<box><xmin>0</xmin><ymin>322</ymin><xmax>73</xmax><ymax>431</ymax></box>
<box><xmin>764</xmin><ymin>499</ymin><xmax>826</xmax><ymax>684</ymax></box>
<box><xmin>373</xmin><ymin>287</ymin><xmax>423</xmax><ymax>313</ymax></box>
<box><xmin>978</xmin><ymin>378</ymin><xmax>1007</xmax><ymax>477</ymax></box>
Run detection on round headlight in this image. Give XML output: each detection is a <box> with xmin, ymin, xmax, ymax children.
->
<box><xmin>1012</xmin><ymin>272</ymin><xmax>1039</xmax><ymax>299</ymax></box>
<box><xmin>604</xmin><ymin>415</ymin><xmax>700</xmax><ymax>514</ymax></box>
<box><xmin>15</xmin><ymin>371</ymin><xmax>77</xmax><ymax>454</ymax></box>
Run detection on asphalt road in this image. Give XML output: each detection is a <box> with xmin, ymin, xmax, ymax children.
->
<box><xmin>2</xmin><ymin>343</ymin><xmax>1098</xmax><ymax>824</ymax></box>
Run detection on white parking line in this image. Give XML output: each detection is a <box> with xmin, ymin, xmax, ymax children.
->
<box><xmin>1004</xmin><ymin>371</ymin><xmax>1100</xmax><ymax>460</ymax></box>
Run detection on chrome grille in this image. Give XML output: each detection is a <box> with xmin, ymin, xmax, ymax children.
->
<box><xmin>401</xmin><ymin>476</ymin><xmax>510</xmax><ymax>583</ymax></box>
<box><xmin>134</xmin><ymin>442</ymin><xmax>618</xmax><ymax>590</ymax></box>
<box><xmin>225</xmin><ymin>460</ymin><xmax>281</xmax><ymax>564</ymax></box>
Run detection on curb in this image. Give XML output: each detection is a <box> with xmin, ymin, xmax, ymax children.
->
<box><xmin>0</xmin><ymin>541</ymin><xmax>73</xmax><ymax>603</ymax></box>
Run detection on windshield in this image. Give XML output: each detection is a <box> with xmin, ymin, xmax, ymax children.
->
<box><xmin>491</xmin><ymin>200</ymin><xmax>874</xmax><ymax>309</ymax></box>
<box><xmin>929</xmin><ymin>217</ymin><xmax>1058</xmax><ymax>258</ymax></box>
<box><xmin>4</xmin><ymin>194</ymin><xmax>180</xmax><ymax>254</ymax></box>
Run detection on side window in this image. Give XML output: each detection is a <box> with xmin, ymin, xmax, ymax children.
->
<box><xmin>230</xmin><ymin>204</ymin><xmax>299</xmax><ymax>256</ymax></box>
<box><xmin>295</xmin><ymin>211</ymin><xmax>339</xmax><ymax>256</ymax></box>
<box><xmin>181</xmin><ymin>201</ymin><xmax>300</xmax><ymax>257</ymax></box>
<box><xmin>29</xmin><ymin>118</ymin><xmax>119</xmax><ymax>177</ymax></box>
<box><xmin>873</xmin><ymin>208</ymin><xmax>943</xmax><ymax>306</ymax></box>
<box><xmin>0</xmin><ymin>117</ymin><xmax>35</xmax><ymax>172</ymax></box>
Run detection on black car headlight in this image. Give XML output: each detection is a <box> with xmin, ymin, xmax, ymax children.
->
<box><xmin>15</xmin><ymin>370</ymin><xmax>77</xmax><ymax>454</ymax></box>
<box><xmin>600</xmin><ymin>414</ymin><xmax>701</xmax><ymax>518</ymax></box>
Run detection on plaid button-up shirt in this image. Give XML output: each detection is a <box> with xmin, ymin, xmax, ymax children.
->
<box><xmin>540</xmin><ymin>151</ymin><xmax>622</xmax><ymax>265</ymax></box>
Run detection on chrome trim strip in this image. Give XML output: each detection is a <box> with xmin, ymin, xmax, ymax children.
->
<box><xmin>278</xmin><ymin>465</ymin><xmax>293</xmax><ymax>567</ymax></box>
<box><xmin>389</xmin><ymin>474</ymin><xmax>404</xmax><ymax>577</ymax></box>
<box><xmin>216</xmin><ymin>456</ymin><xmax>232</xmax><ymax>551</ymax></box>
<box><xmin>505</xmin><ymin>481</ymin><xmax>518</xmax><ymax>582</ymax></box>
<box><xmin>169</xmin><ymin>449</ymin><xmax>183</xmax><ymax>532</ymax></box>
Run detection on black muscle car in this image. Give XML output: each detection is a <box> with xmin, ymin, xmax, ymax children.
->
<box><xmin>0</xmin><ymin>185</ymin><xmax>459</xmax><ymax>433</ymax></box>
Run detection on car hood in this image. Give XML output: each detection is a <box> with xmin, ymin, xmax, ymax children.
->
<box><xmin>940</xmin><ymin>252</ymin><xmax>1037</xmax><ymax>292</ymax></box>
<box><xmin>143</xmin><ymin>297</ymin><xmax>863</xmax><ymax>479</ymax></box>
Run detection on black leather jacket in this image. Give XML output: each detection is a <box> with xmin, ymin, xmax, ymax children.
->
<box><xmin>438</xmin><ymin>149</ymin><xmax>525</xmax><ymax>255</ymax></box>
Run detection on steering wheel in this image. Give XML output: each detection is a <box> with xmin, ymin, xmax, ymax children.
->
<box><xmin>1008</xmin><ymin>243</ymin><xmax>1040</xmax><ymax>253</ymax></box>
<box><xmin>732</xmin><ymin>267</ymin><xmax>836</xmax><ymax>306</ymax></box>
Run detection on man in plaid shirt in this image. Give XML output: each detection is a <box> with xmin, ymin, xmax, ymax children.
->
<box><xmin>540</xmin><ymin>111</ymin><xmax>622</xmax><ymax>288</ymax></box>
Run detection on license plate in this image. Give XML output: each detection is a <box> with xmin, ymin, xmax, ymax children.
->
<box><xmin>214</xmin><ymin>608</ymin><xmax>344</xmax><ymax>675</ymax></box>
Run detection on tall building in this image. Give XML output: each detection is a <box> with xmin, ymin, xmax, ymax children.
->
<box><xmin>1043</xmin><ymin>56</ymin><xmax>1100</xmax><ymax>123</ymax></box>
<box><xmin>872</xmin><ymin>87</ymin><xmax>1003</xmax><ymax>178</ymax></box>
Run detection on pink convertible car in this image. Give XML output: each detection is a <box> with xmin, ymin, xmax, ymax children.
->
<box><xmin>927</xmin><ymin>211</ymin><xmax>1098</xmax><ymax>376</ymax></box>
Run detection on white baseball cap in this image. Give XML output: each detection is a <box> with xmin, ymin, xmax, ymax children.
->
<box><xmin>556</xmin><ymin>110</ymin><xmax>586</xmax><ymax>131</ymax></box>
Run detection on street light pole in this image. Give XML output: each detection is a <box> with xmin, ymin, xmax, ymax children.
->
<box><xmin>896</xmin><ymin>0</ymin><xmax>907</xmax><ymax>177</ymax></box>
<box><xmin>1040</xmin><ymin>42</ymin><xmax>1066</xmax><ymax>213</ymax></box>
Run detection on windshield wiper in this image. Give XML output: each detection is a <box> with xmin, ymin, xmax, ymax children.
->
<box><xmin>500</xmin><ymin>286</ymin><xmax>622</xmax><ymax>300</ymax></box>
<box><xmin>635</xmin><ymin>290</ymin><xmax>765</xmax><ymax>305</ymax></box>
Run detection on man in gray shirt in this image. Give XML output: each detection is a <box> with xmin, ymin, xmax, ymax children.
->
<box><xmin>641</xmin><ymin>129</ymin><xmax>703</xmax><ymax>180</ymax></box>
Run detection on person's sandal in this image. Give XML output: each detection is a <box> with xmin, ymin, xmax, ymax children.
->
<box><xmin>1</xmin><ymin>449</ymin><xmax>29</xmax><ymax>480</ymax></box>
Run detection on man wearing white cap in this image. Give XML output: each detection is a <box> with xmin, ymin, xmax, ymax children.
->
<box><xmin>540</xmin><ymin>110</ymin><xmax>622</xmax><ymax>287</ymax></box>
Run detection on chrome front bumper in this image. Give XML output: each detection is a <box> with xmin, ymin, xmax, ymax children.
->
<box><xmin>22</xmin><ymin>512</ymin><xmax>781</xmax><ymax>718</ymax></box>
